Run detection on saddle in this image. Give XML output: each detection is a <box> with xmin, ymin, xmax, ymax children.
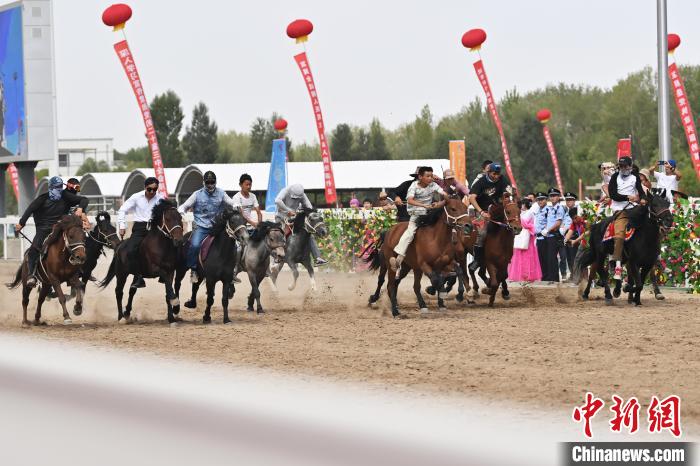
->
<box><xmin>198</xmin><ymin>235</ymin><xmax>215</xmax><ymax>266</ymax></box>
<box><xmin>602</xmin><ymin>221</ymin><xmax>635</xmax><ymax>243</ymax></box>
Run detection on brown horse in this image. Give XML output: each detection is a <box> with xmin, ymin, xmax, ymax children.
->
<box><xmin>7</xmin><ymin>215</ymin><xmax>88</xmax><ymax>326</ymax></box>
<box><xmin>368</xmin><ymin>197</ymin><xmax>470</xmax><ymax>317</ymax></box>
<box><xmin>99</xmin><ymin>199</ymin><xmax>184</xmax><ymax>324</ymax></box>
<box><xmin>471</xmin><ymin>200</ymin><xmax>522</xmax><ymax>307</ymax></box>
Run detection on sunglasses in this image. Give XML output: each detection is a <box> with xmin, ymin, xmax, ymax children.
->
<box><xmin>146</xmin><ymin>186</ymin><xmax>158</xmax><ymax>193</ymax></box>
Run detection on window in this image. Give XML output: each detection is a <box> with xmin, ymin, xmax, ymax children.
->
<box><xmin>58</xmin><ymin>153</ymin><xmax>68</xmax><ymax>168</ymax></box>
<box><xmin>32</xmin><ymin>28</ymin><xmax>42</xmax><ymax>39</ymax></box>
<box><xmin>32</xmin><ymin>7</ymin><xmax>41</xmax><ymax>17</ymax></box>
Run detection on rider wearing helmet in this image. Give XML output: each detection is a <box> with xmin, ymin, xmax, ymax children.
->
<box><xmin>178</xmin><ymin>171</ymin><xmax>238</xmax><ymax>283</ymax></box>
<box><xmin>274</xmin><ymin>183</ymin><xmax>327</xmax><ymax>266</ymax></box>
<box><xmin>467</xmin><ymin>162</ymin><xmax>512</xmax><ymax>273</ymax></box>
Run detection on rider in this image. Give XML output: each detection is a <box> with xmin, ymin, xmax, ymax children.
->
<box><xmin>389</xmin><ymin>166</ymin><xmax>421</xmax><ymax>222</ymax></box>
<box><xmin>118</xmin><ymin>177</ymin><xmax>165</xmax><ymax>288</ymax></box>
<box><xmin>435</xmin><ymin>168</ymin><xmax>469</xmax><ymax>201</ymax></box>
<box><xmin>231</xmin><ymin>173</ymin><xmax>262</xmax><ymax>282</ymax></box>
<box><xmin>608</xmin><ymin>156</ymin><xmax>646</xmax><ymax>280</ymax></box>
<box><xmin>16</xmin><ymin>176</ymin><xmax>89</xmax><ymax>287</ymax></box>
<box><xmin>470</xmin><ymin>160</ymin><xmax>494</xmax><ymax>188</ymax></box>
<box><xmin>177</xmin><ymin>171</ymin><xmax>238</xmax><ymax>283</ymax></box>
<box><xmin>467</xmin><ymin>163</ymin><xmax>511</xmax><ymax>273</ymax></box>
<box><xmin>274</xmin><ymin>183</ymin><xmax>328</xmax><ymax>266</ymax></box>
<box><xmin>390</xmin><ymin>166</ymin><xmax>449</xmax><ymax>271</ymax></box>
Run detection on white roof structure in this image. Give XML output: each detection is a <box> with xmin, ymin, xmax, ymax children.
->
<box><xmin>80</xmin><ymin>172</ymin><xmax>131</xmax><ymax>197</ymax></box>
<box><xmin>121</xmin><ymin>167</ymin><xmax>185</xmax><ymax>199</ymax></box>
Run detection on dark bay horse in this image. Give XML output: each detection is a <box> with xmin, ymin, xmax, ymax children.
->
<box><xmin>80</xmin><ymin>212</ymin><xmax>121</xmax><ymax>286</ymax></box>
<box><xmin>7</xmin><ymin>215</ymin><xmax>87</xmax><ymax>326</ymax></box>
<box><xmin>269</xmin><ymin>209</ymin><xmax>327</xmax><ymax>292</ymax></box>
<box><xmin>471</xmin><ymin>200</ymin><xmax>522</xmax><ymax>307</ymax></box>
<box><xmin>368</xmin><ymin>197</ymin><xmax>471</xmax><ymax>317</ymax></box>
<box><xmin>174</xmin><ymin>208</ymin><xmax>248</xmax><ymax>323</ymax></box>
<box><xmin>240</xmin><ymin>221</ymin><xmax>286</xmax><ymax>314</ymax></box>
<box><xmin>99</xmin><ymin>200</ymin><xmax>184</xmax><ymax>324</ymax></box>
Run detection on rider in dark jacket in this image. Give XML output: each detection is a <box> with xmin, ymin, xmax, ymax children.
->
<box><xmin>16</xmin><ymin>176</ymin><xmax>89</xmax><ymax>287</ymax></box>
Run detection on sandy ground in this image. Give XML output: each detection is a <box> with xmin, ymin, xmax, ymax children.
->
<box><xmin>1</xmin><ymin>258</ymin><xmax>699</xmax><ymax>430</ymax></box>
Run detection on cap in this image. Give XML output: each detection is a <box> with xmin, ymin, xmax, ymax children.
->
<box><xmin>639</xmin><ymin>168</ymin><xmax>652</xmax><ymax>180</ymax></box>
<box><xmin>49</xmin><ymin>176</ymin><xmax>63</xmax><ymax>189</ymax></box>
<box><xmin>410</xmin><ymin>166</ymin><xmax>421</xmax><ymax>178</ymax></box>
<box><xmin>289</xmin><ymin>184</ymin><xmax>304</xmax><ymax>198</ymax></box>
<box><xmin>443</xmin><ymin>168</ymin><xmax>455</xmax><ymax>180</ymax></box>
<box><xmin>535</xmin><ymin>192</ymin><xmax>547</xmax><ymax>200</ymax></box>
<box><xmin>548</xmin><ymin>187</ymin><xmax>562</xmax><ymax>197</ymax></box>
<box><xmin>564</xmin><ymin>191</ymin><xmax>577</xmax><ymax>200</ymax></box>
<box><xmin>668</xmin><ymin>159</ymin><xmax>677</xmax><ymax>168</ymax></box>
<box><xmin>618</xmin><ymin>156</ymin><xmax>633</xmax><ymax>167</ymax></box>
<box><xmin>487</xmin><ymin>163</ymin><xmax>502</xmax><ymax>173</ymax></box>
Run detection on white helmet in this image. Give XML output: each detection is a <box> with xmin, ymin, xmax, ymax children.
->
<box><xmin>289</xmin><ymin>184</ymin><xmax>304</xmax><ymax>198</ymax></box>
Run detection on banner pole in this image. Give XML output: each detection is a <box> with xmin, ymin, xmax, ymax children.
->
<box><xmin>656</xmin><ymin>0</ymin><xmax>672</xmax><ymax>166</ymax></box>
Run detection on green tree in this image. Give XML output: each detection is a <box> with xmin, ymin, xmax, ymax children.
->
<box><xmin>351</xmin><ymin>128</ymin><xmax>370</xmax><ymax>160</ymax></box>
<box><xmin>114</xmin><ymin>146</ymin><xmax>150</xmax><ymax>171</ymax></box>
<box><xmin>247</xmin><ymin>114</ymin><xmax>291</xmax><ymax>163</ymax></box>
<box><xmin>182</xmin><ymin>102</ymin><xmax>219</xmax><ymax>164</ymax></box>
<box><xmin>76</xmin><ymin>157</ymin><xmax>111</xmax><ymax>176</ymax></box>
<box><xmin>368</xmin><ymin>119</ymin><xmax>390</xmax><ymax>160</ymax></box>
<box><xmin>150</xmin><ymin>90</ymin><xmax>184</xmax><ymax>167</ymax></box>
<box><xmin>331</xmin><ymin>123</ymin><xmax>354</xmax><ymax>161</ymax></box>
<box><xmin>218</xmin><ymin>130</ymin><xmax>251</xmax><ymax>163</ymax></box>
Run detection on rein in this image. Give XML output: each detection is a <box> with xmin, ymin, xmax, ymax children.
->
<box><xmin>156</xmin><ymin>208</ymin><xmax>183</xmax><ymax>239</ymax></box>
<box><xmin>88</xmin><ymin>225</ymin><xmax>119</xmax><ymax>248</ymax></box>
<box><xmin>487</xmin><ymin>204</ymin><xmax>515</xmax><ymax>230</ymax></box>
<box><xmin>304</xmin><ymin>215</ymin><xmax>325</xmax><ymax>235</ymax></box>
<box><xmin>62</xmin><ymin>228</ymin><xmax>86</xmax><ymax>265</ymax></box>
<box><xmin>226</xmin><ymin>222</ymin><xmax>247</xmax><ymax>240</ymax></box>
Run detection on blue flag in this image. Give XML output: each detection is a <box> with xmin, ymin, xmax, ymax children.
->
<box><xmin>265</xmin><ymin>139</ymin><xmax>288</xmax><ymax>213</ymax></box>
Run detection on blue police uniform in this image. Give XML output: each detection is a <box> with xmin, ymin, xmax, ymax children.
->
<box><xmin>542</xmin><ymin>200</ymin><xmax>565</xmax><ymax>282</ymax></box>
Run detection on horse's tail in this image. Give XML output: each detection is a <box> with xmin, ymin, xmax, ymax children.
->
<box><xmin>5</xmin><ymin>264</ymin><xmax>23</xmax><ymax>290</ymax></box>
<box><xmin>571</xmin><ymin>246</ymin><xmax>594</xmax><ymax>284</ymax></box>
<box><xmin>98</xmin><ymin>254</ymin><xmax>117</xmax><ymax>289</ymax></box>
<box><xmin>366</xmin><ymin>231</ymin><xmax>386</xmax><ymax>272</ymax></box>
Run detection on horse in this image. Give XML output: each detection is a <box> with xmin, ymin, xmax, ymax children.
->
<box><xmin>425</xmin><ymin>225</ymin><xmax>477</xmax><ymax>303</ymax></box>
<box><xmin>99</xmin><ymin>199</ymin><xmax>184</xmax><ymax>324</ymax></box>
<box><xmin>269</xmin><ymin>209</ymin><xmax>328</xmax><ymax>292</ymax></box>
<box><xmin>6</xmin><ymin>215</ymin><xmax>87</xmax><ymax>326</ymax></box>
<box><xmin>80</xmin><ymin>211</ymin><xmax>121</xmax><ymax>286</ymax></box>
<box><xmin>469</xmin><ymin>200</ymin><xmax>522</xmax><ymax>307</ymax></box>
<box><xmin>367</xmin><ymin>197</ymin><xmax>471</xmax><ymax>317</ymax></box>
<box><xmin>239</xmin><ymin>222</ymin><xmax>286</xmax><ymax>314</ymax></box>
<box><xmin>173</xmin><ymin>208</ymin><xmax>248</xmax><ymax>324</ymax></box>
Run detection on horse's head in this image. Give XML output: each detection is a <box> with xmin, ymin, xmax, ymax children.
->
<box><xmin>650</xmin><ymin>189</ymin><xmax>673</xmax><ymax>233</ymax></box>
<box><xmin>152</xmin><ymin>200</ymin><xmax>184</xmax><ymax>247</ymax></box>
<box><xmin>60</xmin><ymin>216</ymin><xmax>87</xmax><ymax>266</ymax></box>
<box><xmin>444</xmin><ymin>196</ymin><xmax>470</xmax><ymax>230</ymax></box>
<box><xmin>504</xmin><ymin>201</ymin><xmax>522</xmax><ymax>234</ymax></box>
<box><xmin>304</xmin><ymin>209</ymin><xmax>328</xmax><ymax>238</ymax></box>
<box><xmin>93</xmin><ymin>211</ymin><xmax>121</xmax><ymax>250</ymax></box>
<box><xmin>225</xmin><ymin>208</ymin><xmax>249</xmax><ymax>243</ymax></box>
<box><xmin>261</xmin><ymin>222</ymin><xmax>286</xmax><ymax>262</ymax></box>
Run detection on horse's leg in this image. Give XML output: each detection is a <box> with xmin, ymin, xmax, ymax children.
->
<box><xmin>429</xmin><ymin>271</ymin><xmax>447</xmax><ymax>311</ymax></box>
<box><xmin>600</xmin><ymin>265</ymin><xmax>613</xmax><ymax>305</ymax></box>
<box><xmin>125</xmin><ymin>285</ymin><xmax>138</xmax><ymax>320</ymax></box>
<box><xmin>387</xmin><ymin>266</ymin><xmax>401</xmax><ymax>317</ymax></box>
<box><xmin>32</xmin><ymin>284</ymin><xmax>50</xmax><ymax>326</ymax></box>
<box><xmin>468</xmin><ymin>266</ymin><xmax>479</xmax><ymax>297</ymax></box>
<box><xmin>21</xmin><ymin>281</ymin><xmax>31</xmax><ymax>326</ymax></box>
<box><xmin>185</xmin><ymin>282</ymin><xmax>200</xmax><ymax>309</ymax></box>
<box><xmin>69</xmin><ymin>276</ymin><xmax>84</xmax><ymax>317</ymax></box>
<box><xmin>413</xmin><ymin>270</ymin><xmax>428</xmax><ymax>313</ymax></box>
<box><xmin>636</xmin><ymin>264</ymin><xmax>652</xmax><ymax>306</ymax></box>
<box><xmin>287</xmin><ymin>261</ymin><xmax>300</xmax><ymax>291</ymax></box>
<box><xmin>202</xmin><ymin>279</ymin><xmax>214</xmax><ymax>324</ymax></box>
<box><xmin>651</xmin><ymin>262</ymin><xmax>665</xmax><ymax>300</ymax></box>
<box><xmin>581</xmin><ymin>262</ymin><xmax>595</xmax><ymax>300</ymax></box>
<box><xmin>302</xmin><ymin>258</ymin><xmax>316</xmax><ymax>292</ymax></box>
<box><xmin>246</xmin><ymin>271</ymin><xmax>256</xmax><ymax>312</ymax></box>
<box><xmin>50</xmin><ymin>280</ymin><xmax>72</xmax><ymax>325</ymax></box>
<box><xmin>222</xmin><ymin>280</ymin><xmax>232</xmax><ymax>324</ymax></box>
<box><xmin>485</xmin><ymin>263</ymin><xmax>499</xmax><ymax>308</ymax></box>
<box><xmin>163</xmin><ymin>273</ymin><xmax>178</xmax><ymax>324</ymax></box>
<box><xmin>115</xmin><ymin>271</ymin><xmax>127</xmax><ymax>321</ymax></box>
<box><xmin>254</xmin><ymin>274</ymin><xmax>264</xmax><ymax>314</ymax></box>
<box><xmin>501</xmin><ymin>279</ymin><xmax>510</xmax><ymax>300</ymax></box>
<box><xmin>368</xmin><ymin>262</ymin><xmax>386</xmax><ymax>305</ymax></box>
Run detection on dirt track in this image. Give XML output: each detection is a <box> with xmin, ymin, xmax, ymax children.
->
<box><xmin>1</xmin><ymin>259</ymin><xmax>699</xmax><ymax>428</ymax></box>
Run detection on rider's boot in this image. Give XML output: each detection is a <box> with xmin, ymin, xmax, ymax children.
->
<box><xmin>26</xmin><ymin>255</ymin><xmax>39</xmax><ymax>288</ymax></box>
<box><xmin>130</xmin><ymin>275</ymin><xmax>146</xmax><ymax>289</ymax></box>
<box><xmin>469</xmin><ymin>246</ymin><xmax>484</xmax><ymax>273</ymax></box>
<box><xmin>389</xmin><ymin>254</ymin><xmax>404</xmax><ymax>272</ymax></box>
<box><xmin>314</xmin><ymin>257</ymin><xmax>328</xmax><ymax>266</ymax></box>
<box><xmin>613</xmin><ymin>260</ymin><xmax>623</xmax><ymax>280</ymax></box>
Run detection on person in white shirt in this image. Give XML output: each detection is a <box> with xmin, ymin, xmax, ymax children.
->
<box><xmin>232</xmin><ymin>173</ymin><xmax>262</xmax><ymax>228</ymax></box>
<box><xmin>648</xmin><ymin>159</ymin><xmax>681</xmax><ymax>202</ymax></box>
<box><xmin>118</xmin><ymin>177</ymin><xmax>165</xmax><ymax>288</ymax></box>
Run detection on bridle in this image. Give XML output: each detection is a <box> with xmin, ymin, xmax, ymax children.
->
<box><xmin>265</xmin><ymin>227</ymin><xmax>286</xmax><ymax>259</ymax></box>
<box><xmin>88</xmin><ymin>224</ymin><xmax>119</xmax><ymax>248</ymax></box>
<box><xmin>63</xmin><ymin>228</ymin><xmax>86</xmax><ymax>265</ymax></box>
<box><xmin>304</xmin><ymin>214</ymin><xmax>326</xmax><ymax>235</ymax></box>
<box><xmin>443</xmin><ymin>205</ymin><xmax>470</xmax><ymax>227</ymax></box>
<box><xmin>487</xmin><ymin>203</ymin><xmax>517</xmax><ymax>230</ymax></box>
<box><xmin>156</xmin><ymin>208</ymin><xmax>183</xmax><ymax>239</ymax></box>
<box><xmin>225</xmin><ymin>220</ymin><xmax>247</xmax><ymax>241</ymax></box>
<box><xmin>648</xmin><ymin>199</ymin><xmax>673</xmax><ymax>235</ymax></box>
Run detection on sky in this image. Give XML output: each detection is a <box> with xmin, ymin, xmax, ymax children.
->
<box><xmin>39</xmin><ymin>0</ymin><xmax>700</xmax><ymax>152</ymax></box>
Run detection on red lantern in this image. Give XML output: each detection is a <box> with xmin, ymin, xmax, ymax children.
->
<box><xmin>287</xmin><ymin>19</ymin><xmax>313</xmax><ymax>44</ymax></box>
<box><xmin>461</xmin><ymin>29</ymin><xmax>487</xmax><ymax>51</ymax></box>
<box><xmin>536</xmin><ymin>109</ymin><xmax>551</xmax><ymax>123</ymax></box>
<box><xmin>274</xmin><ymin>119</ymin><xmax>288</xmax><ymax>131</ymax></box>
<box><xmin>668</xmin><ymin>33</ymin><xmax>681</xmax><ymax>52</ymax></box>
<box><xmin>102</xmin><ymin>4</ymin><xmax>132</xmax><ymax>31</ymax></box>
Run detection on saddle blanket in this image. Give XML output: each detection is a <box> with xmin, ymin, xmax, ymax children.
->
<box><xmin>602</xmin><ymin>222</ymin><xmax>635</xmax><ymax>243</ymax></box>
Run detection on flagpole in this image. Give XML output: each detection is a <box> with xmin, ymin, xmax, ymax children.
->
<box><xmin>657</xmin><ymin>0</ymin><xmax>671</xmax><ymax>167</ymax></box>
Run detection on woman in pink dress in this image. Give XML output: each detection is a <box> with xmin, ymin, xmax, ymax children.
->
<box><xmin>508</xmin><ymin>199</ymin><xmax>542</xmax><ymax>282</ymax></box>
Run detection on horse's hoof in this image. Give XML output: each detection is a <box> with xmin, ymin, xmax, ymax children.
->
<box><xmin>456</xmin><ymin>294</ymin><xmax>464</xmax><ymax>303</ymax></box>
<box><xmin>287</xmin><ymin>284</ymin><xmax>296</xmax><ymax>291</ymax></box>
<box><xmin>438</xmin><ymin>307</ymin><xmax>447</xmax><ymax>312</ymax></box>
<box><xmin>502</xmin><ymin>293</ymin><xmax>511</xmax><ymax>301</ymax></box>
<box><xmin>635</xmin><ymin>302</ymin><xmax>642</xmax><ymax>307</ymax></box>
<box><xmin>172</xmin><ymin>305</ymin><xmax>180</xmax><ymax>315</ymax></box>
<box><xmin>466</xmin><ymin>299</ymin><xmax>475</xmax><ymax>305</ymax></box>
<box><xmin>202</xmin><ymin>316</ymin><xmax>211</xmax><ymax>324</ymax></box>
<box><xmin>169</xmin><ymin>322</ymin><xmax>178</xmax><ymax>328</ymax></box>
<box><xmin>655</xmin><ymin>293</ymin><xmax>665</xmax><ymax>300</ymax></box>
<box><xmin>426</xmin><ymin>286</ymin><xmax>436</xmax><ymax>296</ymax></box>
<box><xmin>581</xmin><ymin>293</ymin><xmax>589</xmax><ymax>300</ymax></box>
<box><xmin>247</xmin><ymin>307</ymin><xmax>254</xmax><ymax>313</ymax></box>
<box><xmin>605</xmin><ymin>298</ymin><xmax>614</xmax><ymax>306</ymax></box>
<box><xmin>419</xmin><ymin>307</ymin><xmax>430</xmax><ymax>314</ymax></box>
<box><xmin>224</xmin><ymin>319</ymin><xmax>232</xmax><ymax>325</ymax></box>
<box><xmin>63</xmin><ymin>318</ymin><xmax>73</xmax><ymax>325</ymax></box>
<box><xmin>257</xmin><ymin>309</ymin><xmax>265</xmax><ymax>315</ymax></box>
<box><xmin>73</xmin><ymin>308</ymin><xmax>82</xmax><ymax>317</ymax></box>
<box><xmin>613</xmin><ymin>289</ymin><xmax>621</xmax><ymax>298</ymax></box>
<box><xmin>184</xmin><ymin>300</ymin><xmax>196</xmax><ymax>309</ymax></box>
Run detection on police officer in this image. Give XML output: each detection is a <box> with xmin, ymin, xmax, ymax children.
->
<box><xmin>533</xmin><ymin>192</ymin><xmax>548</xmax><ymax>279</ymax></box>
<box><xmin>538</xmin><ymin>188</ymin><xmax>565</xmax><ymax>282</ymax></box>
<box><xmin>557</xmin><ymin>193</ymin><xmax>574</xmax><ymax>280</ymax></box>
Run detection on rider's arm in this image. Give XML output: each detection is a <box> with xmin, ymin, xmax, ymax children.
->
<box><xmin>275</xmin><ymin>187</ymin><xmax>292</xmax><ymax>214</ymax></box>
<box><xmin>301</xmin><ymin>193</ymin><xmax>313</xmax><ymax>210</ymax></box>
<box><xmin>62</xmin><ymin>190</ymin><xmax>89</xmax><ymax>212</ymax></box>
<box><xmin>254</xmin><ymin>205</ymin><xmax>262</xmax><ymax>225</ymax></box>
<box><xmin>607</xmin><ymin>174</ymin><xmax>629</xmax><ymax>202</ymax></box>
<box><xmin>117</xmin><ymin>192</ymin><xmax>139</xmax><ymax>230</ymax></box>
<box><xmin>18</xmin><ymin>194</ymin><xmax>45</xmax><ymax>227</ymax></box>
<box><xmin>177</xmin><ymin>192</ymin><xmax>197</xmax><ymax>215</ymax></box>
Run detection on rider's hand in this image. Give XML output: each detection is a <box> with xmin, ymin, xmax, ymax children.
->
<box><xmin>640</xmin><ymin>198</ymin><xmax>647</xmax><ymax>206</ymax></box>
<box><xmin>82</xmin><ymin>215</ymin><xmax>91</xmax><ymax>231</ymax></box>
<box><xmin>74</xmin><ymin>208</ymin><xmax>84</xmax><ymax>217</ymax></box>
<box><xmin>15</xmin><ymin>224</ymin><xmax>22</xmax><ymax>232</ymax></box>
<box><xmin>119</xmin><ymin>228</ymin><xmax>126</xmax><ymax>238</ymax></box>
<box><xmin>287</xmin><ymin>211</ymin><xmax>295</xmax><ymax>217</ymax></box>
<box><xmin>628</xmin><ymin>194</ymin><xmax>639</xmax><ymax>203</ymax></box>
<box><xmin>541</xmin><ymin>229</ymin><xmax>549</xmax><ymax>237</ymax></box>
<box><xmin>394</xmin><ymin>197</ymin><xmax>403</xmax><ymax>206</ymax></box>
<box><xmin>480</xmin><ymin>211</ymin><xmax>490</xmax><ymax>219</ymax></box>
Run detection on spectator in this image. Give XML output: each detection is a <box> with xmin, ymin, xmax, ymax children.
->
<box><xmin>508</xmin><ymin>199</ymin><xmax>541</xmax><ymax>282</ymax></box>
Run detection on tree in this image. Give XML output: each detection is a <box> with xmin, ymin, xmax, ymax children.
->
<box><xmin>351</xmin><ymin>128</ymin><xmax>370</xmax><ymax>160</ymax></box>
<box><xmin>331</xmin><ymin>124</ymin><xmax>353</xmax><ymax>161</ymax></box>
<box><xmin>247</xmin><ymin>114</ymin><xmax>291</xmax><ymax>163</ymax></box>
<box><xmin>368</xmin><ymin>119</ymin><xmax>390</xmax><ymax>160</ymax></box>
<box><xmin>182</xmin><ymin>102</ymin><xmax>219</xmax><ymax>164</ymax></box>
<box><xmin>76</xmin><ymin>157</ymin><xmax>111</xmax><ymax>176</ymax></box>
<box><xmin>150</xmin><ymin>90</ymin><xmax>184</xmax><ymax>167</ymax></box>
<box><xmin>218</xmin><ymin>130</ymin><xmax>251</xmax><ymax>163</ymax></box>
<box><xmin>114</xmin><ymin>146</ymin><xmax>150</xmax><ymax>171</ymax></box>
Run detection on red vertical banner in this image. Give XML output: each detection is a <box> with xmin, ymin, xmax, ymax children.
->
<box><xmin>294</xmin><ymin>52</ymin><xmax>337</xmax><ymax>204</ymax></box>
<box><xmin>473</xmin><ymin>60</ymin><xmax>517</xmax><ymax>191</ymax></box>
<box><xmin>542</xmin><ymin>126</ymin><xmax>564</xmax><ymax>194</ymax></box>
<box><xmin>113</xmin><ymin>40</ymin><xmax>168</xmax><ymax>198</ymax></box>
<box><xmin>669</xmin><ymin>63</ymin><xmax>700</xmax><ymax>180</ymax></box>
<box><xmin>616</xmin><ymin>138</ymin><xmax>631</xmax><ymax>159</ymax></box>
<box><xmin>7</xmin><ymin>163</ymin><xmax>20</xmax><ymax>200</ymax></box>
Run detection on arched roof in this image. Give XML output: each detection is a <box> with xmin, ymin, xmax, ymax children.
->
<box><xmin>35</xmin><ymin>176</ymin><xmax>49</xmax><ymax>195</ymax></box>
<box><xmin>80</xmin><ymin>172</ymin><xmax>131</xmax><ymax>197</ymax></box>
<box><xmin>121</xmin><ymin>168</ymin><xmax>184</xmax><ymax>199</ymax></box>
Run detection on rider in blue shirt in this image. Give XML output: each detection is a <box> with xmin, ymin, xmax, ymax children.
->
<box><xmin>178</xmin><ymin>171</ymin><xmax>237</xmax><ymax>283</ymax></box>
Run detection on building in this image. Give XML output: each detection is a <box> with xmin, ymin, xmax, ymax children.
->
<box><xmin>35</xmin><ymin>137</ymin><xmax>114</xmax><ymax>178</ymax></box>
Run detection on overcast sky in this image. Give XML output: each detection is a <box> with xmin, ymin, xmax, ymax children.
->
<box><xmin>42</xmin><ymin>0</ymin><xmax>700</xmax><ymax>151</ymax></box>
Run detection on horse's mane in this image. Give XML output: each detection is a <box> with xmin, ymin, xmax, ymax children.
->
<box><xmin>292</xmin><ymin>208</ymin><xmax>314</xmax><ymax>233</ymax></box>
<box><xmin>625</xmin><ymin>203</ymin><xmax>648</xmax><ymax>225</ymax></box>
<box><xmin>416</xmin><ymin>207</ymin><xmax>443</xmax><ymax>228</ymax></box>
<box><xmin>150</xmin><ymin>199</ymin><xmax>177</xmax><ymax>224</ymax></box>
<box><xmin>251</xmin><ymin>221</ymin><xmax>279</xmax><ymax>242</ymax></box>
<box><xmin>95</xmin><ymin>211</ymin><xmax>111</xmax><ymax>224</ymax></box>
<box><xmin>47</xmin><ymin>215</ymin><xmax>83</xmax><ymax>247</ymax></box>
<box><xmin>486</xmin><ymin>202</ymin><xmax>505</xmax><ymax>234</ymax></box>
<box><xmin>209</xmin><ymin>207</ymin><xmax>239</xmax><ymax>237</ymax></box>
